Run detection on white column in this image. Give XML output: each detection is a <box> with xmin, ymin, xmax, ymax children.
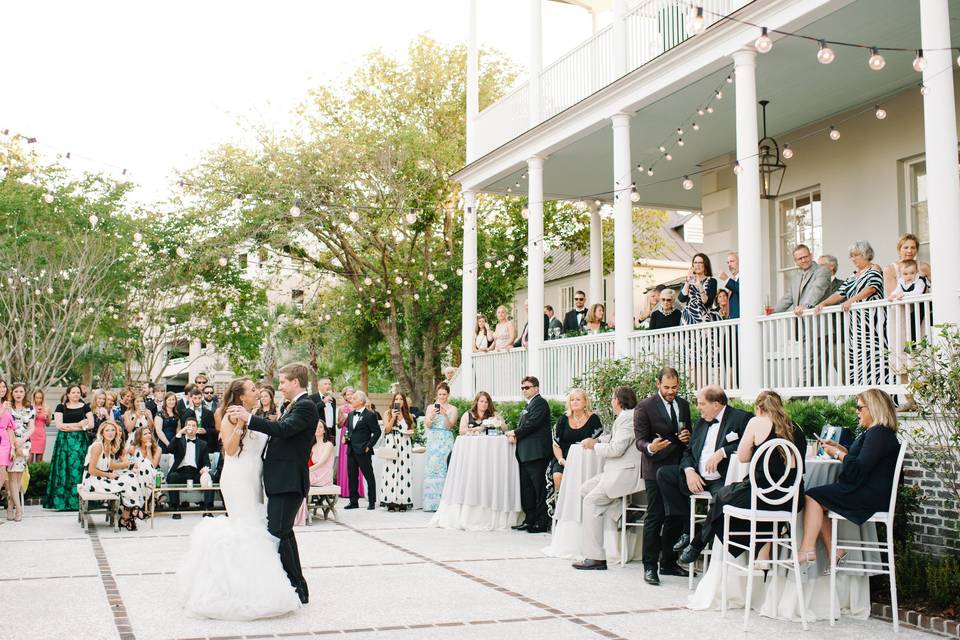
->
<box><xmin>588</xmin><ymin>200</ymin><xmax>604</xmax><ymax>305</ymax></box>
<box><xmin>612</xmin><ymin>0</ymin><xmax>628</xmax><ymax>78</ymax></box>
<box><xmin>529</xmin><ymin>0</ymin><xmax>543</xmax><ymax>127</ymax></box>
<box><xmin>733</xmin><ymin>49</ymin><xmax>762</xmax><ymax>400</ymax></box>
<box><xmin>611</xmin><ymin>113</ymin><xmax>633</xmax><ymax>358</ymax></box>
<box><xmin>921</xmin><ymin>0</ymin><xmax>960</xmax><ymax>327</ymax></box>
<box><xmin>466</xmin><ymin>0</ymin><xmax>479</xmax><ymax>164</ymax></box>
<box><xmin>527</xmin><ymin>156</ymin><xmax>545</xmax><ymax>379</ymax></box>
<box><xmin>460</xmin><ymin>190</ymin><xmax>478</xmax><ymax>399</ymax></box>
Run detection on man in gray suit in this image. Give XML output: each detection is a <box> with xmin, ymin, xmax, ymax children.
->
<box><xmin>572</xmin><ymin>386</ymin><xmax>643</xmax><ymax>570</ymax></box>
<box><xmin>774</xmin><ymin>244</ymin><xmax>832</xmax><ymax>314</ymax></box>
<box><xmin>545</xmin><ymin>305</ymin><xmax>563</xmax><ymax>338</ymax></box>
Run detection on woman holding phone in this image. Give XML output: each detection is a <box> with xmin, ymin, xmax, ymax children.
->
<box><xmin>422</xmin><ymin>382</ymin><xmax>458</xmax><ymax>512</ymax></box>
<box><xmin>381</xmin><ymin>393</ymin><xmax>415</xmax><ymax>512</ymax></box>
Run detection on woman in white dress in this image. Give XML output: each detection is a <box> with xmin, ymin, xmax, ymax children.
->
<box><xmin>176</xmin><ymin>378</ymin><xmax>301</xmax><ymax>620</ymax></box>
<box><xmin>381</xmin><ymin>392</ymin><xmax>415</xmax><ymax>512</ymax></box>
<box><xmin>128</xmin><ymin>425</ymin><xmax>161</xmax><ymax>496</ymax></box>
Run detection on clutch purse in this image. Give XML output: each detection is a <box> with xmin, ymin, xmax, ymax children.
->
<box><xmin>374</xmin><ymin>447</ymin><xmax>399</xmax><ymax>461</ymax></box>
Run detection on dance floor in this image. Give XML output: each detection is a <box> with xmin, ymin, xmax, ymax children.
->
<box><xmin>3</xmin><ymin>503</ymin><xmax>925</xmax><ymax>640</ymax></box>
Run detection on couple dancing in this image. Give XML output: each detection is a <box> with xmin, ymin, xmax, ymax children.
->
<box><xmin>177</xmin><ymin>363</ymin><xmax>318</xmax><ymax>621</ymax></box>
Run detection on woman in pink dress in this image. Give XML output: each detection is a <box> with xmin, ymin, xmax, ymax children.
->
<box><xmin>0</xmin><ymin>405</ymin><xmax>15</xmax><ymax>519</ymax></box>
<box><xmin>30</xmin><ymin>390</ymin><xmax>48</xmax><ymax>462</ymax></box>
<box><xmin>295</xmin><ymin>422</ymin><xmax>336</xmax><ymax>526</ymax></box>
<box><xmin>337</xmin><ymin>387</ymin><xmax>364</xmax><ymax>499</ymax></box>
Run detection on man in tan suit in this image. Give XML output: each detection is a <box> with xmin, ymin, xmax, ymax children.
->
<box><xmin>774</xmin><ymin>244</ymin><xmax>832</xmax><ymax>314</ymax></box>
<box><xmin>572</xmin><ymin>386</ymin><xmax>643</xmax><ymax>570</ymax></box>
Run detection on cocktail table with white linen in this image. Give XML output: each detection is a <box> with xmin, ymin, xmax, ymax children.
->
<box><xmin>428</xmin><ymin>434</ymin><xmax>523</xmax><ymax>530</ymax></box>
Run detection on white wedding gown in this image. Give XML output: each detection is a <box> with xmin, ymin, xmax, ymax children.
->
<box><xmin>176</xmin><ymin>429</ymin><xmax>302</xmax><ymax>620</ymax></box>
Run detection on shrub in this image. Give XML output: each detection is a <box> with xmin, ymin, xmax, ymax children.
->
<box><xmin>25</xmin><ymin>461</ymin><xmax>50</xmax><ymax>500</ymax></box>
<box><xmin>891</xmin><ymin>548</ymin><xmax>960</xmax><ymax>611</ymax></box>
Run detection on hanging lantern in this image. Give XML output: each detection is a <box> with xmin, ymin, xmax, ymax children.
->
<box><xmin>757</xmin><ymin>100</ymin><xmax>786</xmax><ymax>200</ymax></box>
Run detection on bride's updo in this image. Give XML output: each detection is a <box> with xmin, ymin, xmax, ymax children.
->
<box><xmin>217</xmin><ymin>377</ymin><xmax>252</xmax><ymax>454</ymax></box>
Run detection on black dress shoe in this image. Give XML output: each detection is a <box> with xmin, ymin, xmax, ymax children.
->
<box><xmin>572</xmin><ymin>559</ymin><xmax>607</xmax><ymax>570</ymax></box>
<box><xmin>511</xmin><ymin>522</ymin><xmax>530</xmax><ymax>531</ymax></box>
<box><xmin>644</xmin><ymin>568</ymin><xmax>661</xmax><ymax>585</ymax></box>
<box><xmin>672</xmin><ymin>533</ymin><xmax>690</xmax><ymax>552</ymax></box>
<box><xmin>202</xmin><ymin>512</ymin><xmax>214</xmax><ymax>518</ymax></box>
<box><xmin>679</xmin><ymin>544</ymin><xmax>702</xmax><ymax>565</ymax></box>
<box><xmin>526</xmin><ymin>524</ymin><xmax>549</xmax><ymax>533</ymax></box>
<box><xmin>172</xmin><ymin>513</ymin><xmax>182</xmax><ymax>520</ymax></box>
<box><xmin>659</xmin><ymin>563</ymin><xmax>687</xmax><ymax>577</ymax></box>
<box><xmin>296</xmin><ymin>583</ymin><xmax>309</xmax><ymax>604</ymax></box>
<box><xmin>344</xmin><ymin>503</ymin><xmax>360</xmax><ymax>510</ymax></box>
<box><xmin>367</xmin><ymin>505</ymin><xmax>375</xmax><ymax>510</ymax></box>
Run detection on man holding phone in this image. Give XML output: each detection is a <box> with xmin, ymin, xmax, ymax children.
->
<box><xmin>633</xmin><ymin>367</ymin><xmax>692</xmax><ymax>585</ymax></box>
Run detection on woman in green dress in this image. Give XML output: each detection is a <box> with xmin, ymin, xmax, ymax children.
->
<box><xmin>43</xmin><ymin>384</ymin><xmax>92</xmax><ymax>511</ymax></box>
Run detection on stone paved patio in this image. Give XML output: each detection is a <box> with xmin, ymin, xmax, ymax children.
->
<box><xmin>2</xmin><ymin>503</ymin><xmax>930</xmax><ymax>640</ymax></box>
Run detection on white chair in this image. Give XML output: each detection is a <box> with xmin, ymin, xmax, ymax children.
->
<box><xmin>720</xmin><ymin>438</ymin><xmax>807</xmax><ymax>631</ymax></box>
<box><xmin>619</xmin><ymin>492</ymin><xmax>646</xmax><ymax>566</ymax></box>
<box><xmin>829</xmin><ymin>438</ymin><xmax>908</xmax><ymax>633</ymax></box>
<box><xmin>688</xmin><ymin>491</ymin><xmax>714</xmax><ymax>589</ymax></box>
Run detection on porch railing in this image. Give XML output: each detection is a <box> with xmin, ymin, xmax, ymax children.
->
<box><xmin>540</xmin><ymin>25</ymin><xmax>615</xmax><ymax>122</ymax></box>
<box><xmin>468</xmin><ymin>296</ymin><xmax>934</xmax><ymax>401</ymax></box>
<box><xmin>474</xmin><ymin>84</ymin><xmax>530</xmax><ymax>158</ymax></box>
<box><xmin>624</xmin><ymin>0</ymin><xmax>731</xmax><ymax>70</ymax></box>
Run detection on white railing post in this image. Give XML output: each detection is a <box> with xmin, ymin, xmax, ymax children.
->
<box><xmin>612</xmin><ymin>113</ymin><xmax>634</xmax><ymax>358</ymax></box>
<box><xmin>527</xmin><ymin>156</ymin><xmax>546</xmax><ymax>379</ymax></box>
<box><xmin>920</xmin><ymin>0</ymin><xmax>960</xmax><ymax>328</ymax></box>
<box><xmin>529</xmin><ymin>0</ymin><xmax>543</xmax><ymax>127</ymax></box>
<box><xmin>460</xmin><ymin>190</ymin><xmax>478</xmax><ymax>400</ymax></box>
<box><xmin>612</xmin><ymin>0</ymin><xmax>628</xmax><ymax>78</ymax></box>
<box><xmin>588</xmin><ymin>200</ymin><xmax>604</xmax><ymax>306</ymax></box>
<box><xmin>733</xmin><ymin>48</ymin><xmax>762</xmax><ymax>401</ymax></box>
<box><xmin>466</xmin><ymin>0</ymin><xmax>479</xmax><ymax>164</ymax></box>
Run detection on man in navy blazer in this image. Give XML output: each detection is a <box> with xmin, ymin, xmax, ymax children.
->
<box><xmin>721</xmin><ymin>252</ymin><xmax>740</xmax><ymax>319</ymax></box>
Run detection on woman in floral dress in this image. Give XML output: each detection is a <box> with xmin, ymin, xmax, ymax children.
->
<box><xmin>6</xmin><ymin>384</ymin><xmax>35</xmax><ymax>521</ymax></box>
<box><xmin>422</xmin><ymin>382</ymin><xmax>458</xmax><ymax>512</ymax></box>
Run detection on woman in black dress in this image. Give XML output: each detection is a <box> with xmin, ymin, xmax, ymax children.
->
<box><xmin>708</xmin><ymin>390</ymin><xmax>806</xmax><ymax>559</ymax></box>
<box><xmin>549</xmin><ymin>389</ymin><xmax>602</xmax><ymax>493</ymax></box>
<box><xmin>153</xmin><ymin>392</ymin><xmax>179</xmax><ymax>454</ymax></box>
<box><xmin>799</xmin><ymin>388</ymin><xmax>900</xmax><ymax>567</ymax></box>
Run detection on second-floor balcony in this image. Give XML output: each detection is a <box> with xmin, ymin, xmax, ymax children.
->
<box><xmin>473</xmin><ymin>0</ymin><xmax>746</xmax><ymax>158</ymax></box>
<box><xmin>468</xmin><ymin>295</ymin><xmax>933</xmax><ymax>401</ymax></box>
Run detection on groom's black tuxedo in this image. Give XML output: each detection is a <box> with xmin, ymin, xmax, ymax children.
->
<box><xmin>246</xmin><ymin>391</ymin><xmax>318</xmax><ymax>603</ymax></box>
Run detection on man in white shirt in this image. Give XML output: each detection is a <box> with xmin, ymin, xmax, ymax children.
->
<box><xmin>166</xmin><ymin>417</ymin><xmax>213</xmax><ymax>518</ymax></box>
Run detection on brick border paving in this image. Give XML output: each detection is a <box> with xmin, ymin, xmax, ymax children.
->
<box><xmin>87</xmin><ymin>525</ymin><xmax>136</xmax><ymax>640</ymax></box>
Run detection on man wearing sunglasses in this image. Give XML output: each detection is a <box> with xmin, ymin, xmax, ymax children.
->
<box><xmin>201</xmin><ymin>385</ymin><xmax>219</xmax><ymax>413</ymax></box>
<box><xmin>507</xmin><ymin>376</ymin><xmax>553</xmax><ymax>533</ymax></box>
<box><xmin>562</xmin><ymin>290</ymin><xmax>589</xmax><ymax>334</ymax></box>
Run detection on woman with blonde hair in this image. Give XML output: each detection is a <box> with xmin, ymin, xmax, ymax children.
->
<box><xmin>493</xmin><ymin>305</ymin><xmax>516</xmax><ymax>351</ymax></box>
<box><xmin>81</xmin><ymin>420</ymin><xmax>145</xmax><ymax>530</ymax></box>
<box><xmin>798</xmin><ymin>389</ymin><xmax>901</xmax><ymax>569</ymax></box>
<box><xmin>549</xmin><ymin>388</ymin><xmax>602</xmax><ymax>492</ymax></box>
<box><xmin>584</xmin><ymin>304</ymin><xmax>608</xmax><ymax>334</ymax></box>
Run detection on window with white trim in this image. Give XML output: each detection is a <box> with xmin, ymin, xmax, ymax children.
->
<box><xmin>777</xmin><ymin>188</ymin><xmax>822</xmax><ymax>272</ymax></box>
<box><xmin>907</xmin><ymin>159</ymin><xmax>930</xmax><ymax>261</ymax></box>
<box><xmin>559</xmin><ymin>286</ymin><xmax>574</xmax><ymax>314</ymax></box>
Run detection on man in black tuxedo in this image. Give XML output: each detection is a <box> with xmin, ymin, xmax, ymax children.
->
<box><xmin>141</xmin><ymin>381</ymin><xmax>158</xmax><ymax>416</ymax></box>
<box><xmin>562</xmin><ymin>290</ymin><xmax>588</xmax><ymax>334</ymax></box>
<box><xmin>659</xmin><ymin>385</ymin><xmax>752</xmax><ymax>565</ymax></box>
<box><xmin>633</xmin><ymin>367</ymin><xmax>692</xmax><ymax>585</ymax></box>
<box><xmin>181</xmin><ymin>387</ymin><xmax>218</xmax><ymax>454</ymax></box>
<box><xmin>226</xmin><ymin>362</ymin><xmax>318</xmax><ymax>605</ymax></box>
<box><xmin>514</xmin><ymin>299</ymin><xmax>550</xmax><ymax>348</ymax></box>
<box><xmin>166</xmin><ymin>417</ymin><xmax>214</xmax><ymax>517</ymax></box>
<box><xmin>309</xmin><ymin>376</ymin><xmax>337</xmax><ymax>431</ymax></box>
<box><xmin>507</xmin><ymin>376</ymin><xmax>553</xmax><ymax>533</ymax></box>
<box><xmin>343</xmin><ymin>389</ymin><xmax>381</xmax><ymax>510</ymax></box>
<box><xmin>177</xmin><ymin>383</ymin><xmax>196</xmax><ymax>415</ymax></box>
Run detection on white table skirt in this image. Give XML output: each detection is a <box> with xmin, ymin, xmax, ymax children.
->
<box><xmin>541</xmin><ymin>444</ymin><xmax>642</xmax><ymax>562</ymax></box>
<box><xmin>689</xmin><ymin>456</ymin><xmax>878</xmax><ymax>622</ymax></box>
<box><xmin>372</xmin><ymin>447</ymin><xmax>426</xmax><ymax>510</ymax></box>
<box><xmin>429</xmin><ymin>435</ymin><xmax>522</xmax><ymax>531</ymax></box>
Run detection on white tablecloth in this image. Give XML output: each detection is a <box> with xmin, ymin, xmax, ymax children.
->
<box><xmin>372</xmin><ymin>447</ymin><xmax>426</xmax><ymax>510</ymax></box>
<box><xmin>689</xmin><ymin>456</ymin><xmax>879</xmax><ymax>622</ymax></box>
<box><xmin>429</xmin><ymin>435</ymin><xmax>523</xmax><ymax>531</ymax></box>
<box><xmin>541</xmin><ymin>444</ymin><xmax>643</xmax><ymax>562</ymax></box>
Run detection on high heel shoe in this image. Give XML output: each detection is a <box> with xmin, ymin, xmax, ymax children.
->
<box><xmin>13</xmin><ymin>508</ymin><xmax>22</xmax><ymax>522</ymax></box>
<box><xmin>797</xmin><ymin>551</ymin><xmax>817</xmax><ymax>577</ymax></box>
<box><xmin>751</xmin><ymin>560</ymin><xmax>771</xmax><ymax>583</ymax></box>
<box><xmin>5</xmin><ymin>508</ymin><xmax>14</xmax><ymax>521</ymax></box>
<box><xmin>822</xmin><ymin>550</ymin><xmax>847</xmax><ymax>575</ymax></box>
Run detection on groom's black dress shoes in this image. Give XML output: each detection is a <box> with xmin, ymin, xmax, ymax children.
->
<box><xmin>659</xmin><ymin>563</ymin><xmax>687</xmax><ymax>577</ymax></box>
<box><xmin>511</xmin><ymin>522</ymin><xmax>530</xmax><ymax>531</ymax></box>
<box><xmin>344</xmin><ymin>503</ymin><xmax>360</xmax><ymax>510</ymax></box>
<box><xmin>572</xmin><ymin>559</ymin><xmax>607</xmax><ymax>570</ymax></box>
<box><xmin>296</xmin><ymin>581</ymin><xmax>309</xmax><ymax>604</ymax></box>
<box><xmin>644</xmin><ymin>567</ymin><xmax>661</xmax><ymax>585</ymax></box>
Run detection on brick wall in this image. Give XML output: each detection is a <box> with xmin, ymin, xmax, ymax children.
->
<box><xmin>902</xmin><ymin>453</ymin><xmax>960</xmax><ymax>557</ymax></box>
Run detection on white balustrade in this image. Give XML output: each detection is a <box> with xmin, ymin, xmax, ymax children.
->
<box><xmin>540</xmin><ymin>26</ymin><xmax>615</xmax><ymax>121</ymax></box>
<box><xmin>471</xmin><ymin>348</ymin><xmax>528</xmax><ymax>401</ymax></box>
<box><xmin>539</xmin><ymin>333</ymin><xmax>616</xmax><ymax>397</ymax></box>
<box><xmin>624</xmin><ymin>0</ymin><xmax>731</xmax><ymax>70</ymax></box>
<box><xmin>474</xmin><ymin>84</ymin><xmax>529</xmax><ymax>158</ymax></box>
<box><xmin>758</xmin><ymin>295</ymin><xmax>934</xmax><ymax>397</ymax></box>
<box><xmin>628</xmin><ymin>320</ymin><xmax>740</xmax><ymax>394</ymax></box>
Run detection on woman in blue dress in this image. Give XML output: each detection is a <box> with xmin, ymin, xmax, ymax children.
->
<box><xmin>422</xmin><ymin>381</ymin><xmax>458</xmax><ymax>512</ymax></box>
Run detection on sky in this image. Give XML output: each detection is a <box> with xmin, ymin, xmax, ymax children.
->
<box><xmin>4</xmin><ymin>1</ymin><xmax>601</xmax><ymax>203</ymax></box>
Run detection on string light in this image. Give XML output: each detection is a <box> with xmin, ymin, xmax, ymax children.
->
<box><xmin>636</xmin><ymin>164</ymin><xmax>644</xmax><ymax>173</ymax></box>
<box><xmin>133</xmin><ymin>232</ymin><xmax>143</xmax><ymax>243</ymax></box>
<box><xmin>868</xmin><ymin>48</ymin><xmax>886</xmax><ymax>71</ymax></box>
<box><xmin>89</xmin><ymin>214</ymin><xmax>99</xmax><ymax>227</ymax></box>
<box><xmin>715</xmin><ymin>89</ymin><xmax>723</xmax><ymax>100</ymax></box>
<box><xmin>682</xmin><ymin>176</ymin><xmax>694</xmax><ymax>190</ymax></box>
<box><xmin>290</xmin><ymin>199</ymin><xmax>302</xmax><ymax>217</ymax></box>
<box><xmin>630</xmin><ymin>184</ymin><xmax>641</xmax><ymax>202</ymax></box>
<box><xmin>829</xmin><ymin>126</ymin><xmax>840</xmax><ymax>141</ymax></box>
<box><xmin>218</xmin><ymin>256</ymin><xmax>228</xmax><ymax>267</ymax></box>
<box><xmin>697</xmin><ymin>108</ymin><xmax>705</xmax><ymax>116</ymax></box>
<box><xmin>664</xmin><ymin>153</ymin><xmax>673</xmax><ymax>161</ymax></box>
<box><xmin>521</xmin><ymin>206</ymin><xmax>529</xmax><ymax>219</ymax></box>
<box><xmin>43</xmin><ymin>193</ymin><xmax>54</xmax><ymax>204</ymax></box>
<box><xmin>725</xmin><ymin>75</ymin><xmax>733</xmax><ymax>84</ymax></box>
<box><xmin>874</xmin><ymin>105</ymin><xmax>887</xmax><ymax>120</ymax></box>
<box><xmin>733</xmin><ymin>161</ymin><xmax>743</xmax><ymax>175</ymax></box>
<box><xmin>677</xmin><ymin>138</ymin><xmax>684</xmax><ymax>147</ymax></box>
<box><xmin>920</xmin><ymin>83</ymin><xmax>930</xmax><ymax>96</ymax></box>
<box><xmin>692</xmin><ymin>123</ymin><xmax>700</xmax><ymax>131</ymax></box>
<box><xmin>706</xmin><ymin>106</ymin><xmax>714</xmax><ymax>114</ymax></box>
<box><xmin>755</xmin><ymin>27</ymin><xmax>773</xmax><ymax>54</ymax></box>
<box><xmin>817</xmin><ymin>40</ymin><xmax>835</xmax><ymax>64</ymax></box>
<box><xmin>646</xmin><ymin>168</ymin><xmax>654</xmax><ymax>176</ymax></box>
<box><xmin>658</xmin><ymin>145</ymin><xmax>667</xmax><ymax>153</ymax></box>
<box><xmin>913</xmin><ymin>49</ymin><xmax>927</xmax><ymax>73</ymax></box>
<box><xmin>405</xmin><ymin>210</ymin><xmax>417</xmax><ymax>224</ymax></box>
<box><xmin>676</xmin><ymin>128</ymin><xmax>684</xmax><ymax>136</ymax></box>
<box><xmin>782</xmin><ymin>144</ymin><xmax>794</xmax><ymax>159</ymax></box>
<box><xmin>348</xmin><ymin>208</ymin><xmax>360</xmax><ymax>223</ymax></box>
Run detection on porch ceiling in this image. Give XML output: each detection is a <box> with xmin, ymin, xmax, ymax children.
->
<box><xmin>482</xmin><ymin>0</ymin><xmax>960</xmax><ymax>210</ymax></box>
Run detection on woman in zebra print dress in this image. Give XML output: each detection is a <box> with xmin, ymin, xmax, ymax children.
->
<box><xmin>678</xmin><ymin>253</ymin><xmax>718</xmax><ymax>325</ymax></box>
<box><xmin>814</xmin><ymin>241</ymin><xmax>886</xmax><ymax>385</ymax></box>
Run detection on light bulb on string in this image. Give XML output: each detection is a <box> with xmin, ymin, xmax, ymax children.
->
<box><xmin>133</xmin><ymin>232</ymin><xmax>143</xmax><ymax>243</ymax></box>
<box><xmin>677</xmin><ymin>138</ymin><xmax>684</xmax><ymax>147</ymax></box>
<box><xmin>913</xmin><ymin>49</ymin><xmax>927</xmax><ymax>73</ymax></box>
<box><xmin>868</xmin><ymin>48</ymin><xmax>886</xmax><ymax>71</ymax></box>
<box><xmin>692</xmin><ymin>122</ymin><xmax>700</xmax><ymax>131</ymax></box>
<box><xmin>697</xmin><ymin>108</ymin><xmax>705</xmax><ymax>116</ymax></box>
<box><xmin>521</xmin><ymin>206</ymin><xmax>529</xmax><ymax>219</ymax></box>
<box><xmin>658</xmin><ymin>145</ymin><xmax>666</xmax><ymax>153</ymax></box>
<box><xmin>594</xmin><ymin>199</ymin><xmax>602</xmax><ymax>207</ymax></box>
<box><xmin>348</xmin><ymin>208</ymin><xmax>360</xmax><ymax>223</ymax></box>
<box><xmin>218</xmin><ymin>256</ymin><xmax>228</xmax><ymax>267</ymax></box>
<box><xmin>514</xmin><ymin>181</ymin><xmax>520</xmax><ymax>188</ymax></box>
<box><xmin>755</xmin><ymin>27</ymin><xmax>772</xmax><ymax>53</ymax></box>
<box><xmin>682</xmin><ymin>176</ymin><xmax>694</xmax><ymax>191</ymax></box>
<box><xmin>726</xmin><ymin>75</ymin><xmax>733</xmax><ymax>84</ymax></box>
<box><xmin>782</xmin><ymin>144</ymin><xmax>794</xmax><ymax>159</ymax></box>
<box><xmin>829</xmin><ymin>126</ymin><xmax>840</xmax><ymax>141</ymax></box>
<box><xmin>715</xmin><ymin>89</ymin><xmax>723</xmax><ymax>100</ymax></box>
<box><xmin>290</xmin><ymin>199</ymin><xmax>302</xmax><ymax>217</ymax></box>
<box><xmin>405</xmin><ymin>210</ymin><xmax>417</xmax><ymax>224</ymax></box>
<box><xmin>89</xmin><ymin>214</ymin><xmax>99</xmax><ymax>227</ymax></box>
<box><xmin>817</xmin><ymin>40</ymin><xmax>835</xmax><ymax>64</ymax></box>
<box><xmin>630</xmin><ymin>184</ymin><xmax>641</xmax><ymax>202</ymax></box>
<box><xmin>665</xmin><ymin>153</ymin><xmax>673</xmax><ymax>161</ymax></box>
<box><xmin>646</xmin><ymin>168</ymin><xmax>654</xmax><ymax>177</ymax></box>
<box><xmin>636</xmin><ymin>164</ymin><xmax>644</xmax><ymax>173</ymax></box>
<box><xmin>920</xmin><ymin>83</ymin><xmax>930</xmax><ymax>96</ymax></box>
<box><xmin>733</xmin><ymin>161</ymin><xmax>743</xmax><ymax>175</ymax></box>
<box><xmin>43</xmin><ymin>193</ymin><xmax>54</xmax><ymax>204</ymax></box>
<box><xmin>706</xmin><ymin>106</ymin><xmax>714</xmax><ymax>114</ymax></box>
<box><xmin>874</xmin><ymin>105</ymin><xmax>887</xmax><ymax>120</ymax></box>
<box><xmin>676</xmin><ymin>128</ymin><xmax>684</xmax><ymax>136</ymax></box>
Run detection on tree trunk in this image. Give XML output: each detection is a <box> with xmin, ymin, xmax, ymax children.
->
<box><xmin>99</xmin><ymin>363</ymin><xmax>112</xmax><ymax>389</ymax></box>
<box><xmin>360</xmin><ymin>358</ymin><xmax>369</xmax><ymax>393</ymax></box>
<box><xmin>82</xmin><ymin>362</ymin><xmax>94</xmax><ymax>388</ymax></box>
<box><xmin>308</xmin><ymin>339</ymin><xmax>319</xmax><ymax>393</ymax></box>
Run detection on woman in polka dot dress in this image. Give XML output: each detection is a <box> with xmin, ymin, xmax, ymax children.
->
<box><xmin>381</xmin><ymin>392</ymin><xmax>415</xmax><ymax>512</ymax></box>
<box><xmin>128</xmin><ymin>425</ymin><xmax>162</xmax><ymax>498</ymax></box>
<box><xmin>82</xmin><ymin>421</ymin><xmax>145</xmax><ymax>531</ymax></box>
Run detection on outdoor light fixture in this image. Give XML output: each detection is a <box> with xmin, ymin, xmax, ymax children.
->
<box><xmin>757</xmin><ymin>100</ymin><xmax>786</xmax><ymax>199</ymax></box>
<box><xmin>829</xmin><ymin>126</ymin><xmax>841</xmax><ymax>141</ymax></box>
<box><xmin>817</xmin><ymin>40</ymin><xmax>835</xmax><ymax>64</ymax></box>
<box><xmin>682</xmin><ymin>176</ymin><xmax>694</xmax><ymax>191</ymax></box>
<box><xmin>868</xmin><ymin>48</ymin><xmax>886</xmax><ymax>71</ymax></box>
<box><xmin>913</xmin><ymin>49</ymin><xmax>927</xmax><ymax>73</ymax></box>
<box><xmin>782</xmin><ymin>144</ymin><xmax>794</xmax><ymax>159</ymax></box>
<box><xmin>875</xmin><ymin>105</ymin><xmax>887</xmax><ymax>120</ymax></box>
<box><xmin>755</xmin><ymin>27</ymin><xmax>773</xmax><ymax>54</ymax></box>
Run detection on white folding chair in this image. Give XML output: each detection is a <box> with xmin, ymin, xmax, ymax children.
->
<box><xmin>720</xmin><ymin>438</ymin><xmax>807</xmax><ymax>631</ymax></box>
<box><xmin>619</xmin><ymin>492</ymin><xmax>646</xmax><ymax>566</ymax></box>
<box><xmin>829</xmin><ymin>438</ymin><xmax>908</xmax><ymax>633</ymax></box>
<box><xmin>688</xmin><ymin>491</ymin><xmax>714</xmax><ymax>589</ymax></box>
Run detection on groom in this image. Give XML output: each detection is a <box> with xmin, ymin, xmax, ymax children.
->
<box><xmin>227</xmin><ymin>362</ymin><xmax>318</xmax><ymax>605</ymax></box>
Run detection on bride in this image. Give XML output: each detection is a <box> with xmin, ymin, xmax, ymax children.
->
<box><xmin>176</xmin><ymin>378</ymin><xmax>301</xmax><ymax>620</ymax></box>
